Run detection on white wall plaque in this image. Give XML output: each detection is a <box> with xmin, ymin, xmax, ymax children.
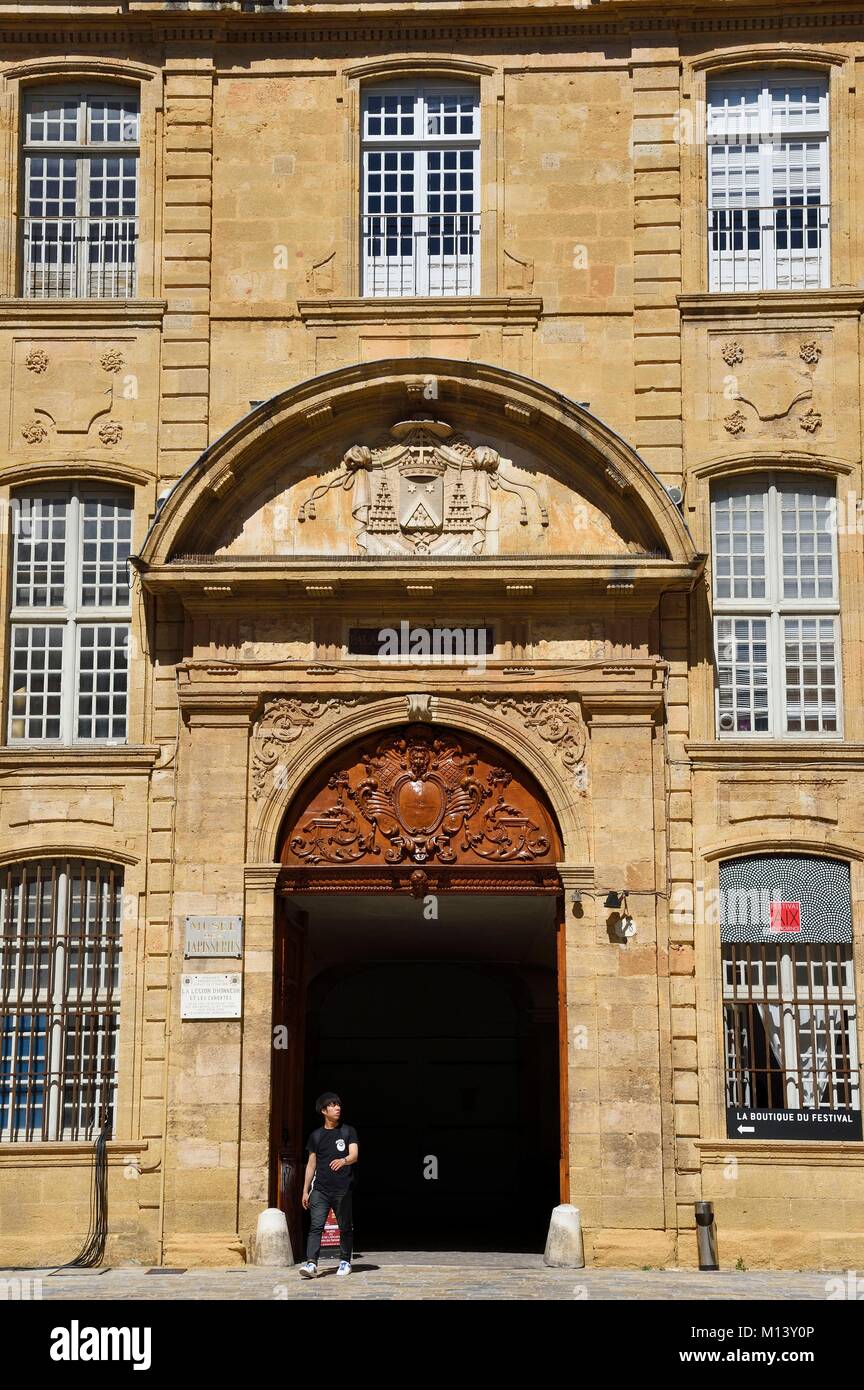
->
<box><xmin>181</xmin><ymin>973</ymin><xmax>242</xmax><ymax>1020</ymax></box>
<box><xmin>184</xmin><ymin>915</ymin><xmax>243</xmax><ymax>958</ymax></box>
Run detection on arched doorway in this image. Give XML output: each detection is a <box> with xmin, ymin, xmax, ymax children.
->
<box><xmin>270</xmin><ymin>722</ymin><xmax>566</xmax><ymax>1255</ymax></box>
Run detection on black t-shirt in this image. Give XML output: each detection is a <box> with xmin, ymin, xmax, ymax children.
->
<box><xmin>307</xmin><ymin>1124</ymin><xmax>358</xmax><ymax>1196</ymax></box>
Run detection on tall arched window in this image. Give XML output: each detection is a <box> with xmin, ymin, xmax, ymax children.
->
<box><xmin>361</xmin><ymin>80</ymin><xmax>480</xmax><ymax>297</ymax></box>
<box><xmin>0</xmin><ymin>861</ymin><xmax>123</xmax><ymax>1142</ymax></box>
<box><xmin>720</xmin><ymin>854</ymin><xmax>860</xmax><ymax>1139</ymax></box>
<box><xmin>707</xmin><ymin>70</ymin><xmax>829</xmax><ymax>291</ymax></box>
<box><xmin>711</xmin><ymin>473</ymin><xmax>840</xmax><ymax>737</ymax></box>
<box><xmin>8</xmin><ymin>485</ymin><xmax>132</xmax><ymax>744</ymax></box>
<box><xmin>21</xmin><ymin>84</ymin><xmax>139</xmax><ymax>298</ymax></box>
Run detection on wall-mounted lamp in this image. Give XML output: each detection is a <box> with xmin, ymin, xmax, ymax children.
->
<box><xmin>615</xmin><ymin>914</ymin><xmax>637</xmax><ymax>941</ymax></box>
<box><xmin>604</xmin><ymin>891</ymin><xmax>623</xmax><ymax>909</ymax></box>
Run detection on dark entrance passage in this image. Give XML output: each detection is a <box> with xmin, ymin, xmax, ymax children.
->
<box><xmin>299</xmin><ymin>893</ymin><xmax>560</xmax><ymax>1252</ymax></box>
<box><xmin>270</xmin><ymin>723</ymin><xmax>568</xmax><ymax>1256</ymax></box>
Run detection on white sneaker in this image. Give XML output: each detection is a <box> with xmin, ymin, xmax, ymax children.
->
<box><xmin>337</xmin><ymin>1261</ymin><xmax>352</xmax><ymax>1277</ymax></box>
<box><xmin>298</xmin><ymin>1262</ymin><xmax>318</xmax><ymax>1278</ymax></box>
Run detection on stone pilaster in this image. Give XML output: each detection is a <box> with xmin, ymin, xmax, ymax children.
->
<box><xmin>160</xmin><ymin>698</ymin><xmax>257</xmax><ymax>1266</ymax></box>
<box><xmin>631</xmin><ymin>51</ymin><xmax>683</xmax><ymax>484</ymax></box>
<box><xmin>159</xmin><ymin>52</ymin><xmax>214</xmax><ymax>485</ymax></box>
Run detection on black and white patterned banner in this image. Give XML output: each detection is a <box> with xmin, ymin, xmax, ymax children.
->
<box><xmin>719</xmin><ymin>854</ymin><xmax>852</xmax><ymax>943</ymax></box>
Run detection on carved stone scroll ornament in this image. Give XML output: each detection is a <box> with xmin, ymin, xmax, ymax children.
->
<box><xmin>287</xmin><ymin>730</ymin><xmax>555</xmax><ymax>866</ymax></box>
<box><xmin>480</xmin><ymin>696</ymin><xmax>588</xmax><ymax>793</ymax></box>
<box><xmin>251</xmin><ymin>696</ymin><xmax>359</xmax><ymax>800</ymax></box>
<box><xmin>296</xmin><ymin>418</ymin><xmax>549</xmax><ymax>556</ymax></box>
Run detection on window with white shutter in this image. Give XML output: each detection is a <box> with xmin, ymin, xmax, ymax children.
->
<box><xmin>707</xmin><ymin>72</ymin><xmax>829</xmax><ymax>291</ymax></box>
<box><xmin>361</xmin><ymin>82</ymin><xmax>480</xmax><ymax>297</ymax></box>
<box><xmin>711</xmin><ymin>474</ymin><xmax>840</xmax><ymax>737</ymax></box>
<box><xmin>8</xmin><ymin>487</ymin><xmax>132</xmax><ymax>744</ymax></box>
<box><xmin>22</xmin><ymin>86</ymin><xmax>139</xmax><ymax>298</ymax></box>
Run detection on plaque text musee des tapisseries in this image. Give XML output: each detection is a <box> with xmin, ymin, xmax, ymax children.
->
<box><xmin>183</xmin><ymin>915</ymin><xmax>243</xmax><ymax>959</ymax></box>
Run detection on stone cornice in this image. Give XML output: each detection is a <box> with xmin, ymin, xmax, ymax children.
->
<box><xmin>0</xmin><ymin>745</ymin><xmax>161</xmax><ymax>775</ymax></box>
<box><xmin>678</xmin><ymin>290</ymin><xmax>864</xmax><ymax>320</ymax></box>
<box><xmin>687</xmin><ymin>739</ymin><xmax>864</xmax><ymax>769</ymax></box>
<box><xmin>0</xmin><ymin>1140</ymin><xmax>149</xmax><ymax>1169</ymax></box>
<box><xmin>697</xmin><ymin>1139</ymin><xmax>864</xmax><ymax>1165</ymax></box>
<box><xmin>179</xmin><ymin>690</ymin><xmax>262</xmax><ymax>725</ymax></box>
<box><xmin>297</xmin><ymin>297</ymin><xmax>544</xmax><ymax>326</ymax></box>
<box><xmin>0</xmin><ymin>3</ymin><xmax>861</xmax><ymax>45</ymax></box>
<box><xmin>0</xmin><ymin>298</ymin><xmax>166</xmax><ymax>328</ymax></box>
<box><xmin>555</xmin><ymin>861</ymin><xmax>596</xmax><ymax>891</ymax></box>
<box><xmin>581</xmin><ymin>690</ymin><xmax>665</xmax><ymax>723</ymax></box>
<box><xmin>178</xmin><ymin>662</ymin><xmax>667</xmax><ymax>709</ymax></box>
<box><xmin>243</xmin><ymin>862</ymin><xmax>281</xmax><ymax>891</ymax></box>
<box><xmin>134</xmin><ymin>555</ymin><xmax>705</xmax><ymax>608</ymax></box>
<box><xmin>0</xmin><ymin>459</ymin><xmax>154</xmax><ymax>488</ymax></box>
<box><xmin>688</xmin><ymin>452</ymin><xmax>856</xmax><ymax>481</ymax></box>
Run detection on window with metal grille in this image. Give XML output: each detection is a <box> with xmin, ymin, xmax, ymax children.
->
<box><xmin>8</xmin><ymin>487</ymin><xmax>132</xmax><ymax>743</ymax></box>
<box><xmin>711</xmin><ymin>473</ymin><xmax>840</xmax><ymax>737</ymax></box>
<box><xmin>0</xmin><ymin>861</ymin><xmax>123</xmax><ymax>1142</ymax></box>
<box><xmin>22</xmin><ymin>86</ymin><xmax>139</xmax><ymax>299</ymax></box>
<box><xmin>707</xmin><ymin>71</ymin><xmax>829</xmax><ymax>291</ymax></box>
<box><xmin>361</xmin><ymin>82</ymin><xmax>480</xmax><ymax>297</ymax></box>
<box><xmin>720</xmin><ymin>855</ymin><xmax>860</xmax><ymax>1125</ymax></box>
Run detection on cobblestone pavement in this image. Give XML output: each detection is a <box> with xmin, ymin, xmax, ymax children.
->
<box><xmin>0</xmin><ymin>1255</ymin><xmax>842</xmax><ymax>1301</ymax></box>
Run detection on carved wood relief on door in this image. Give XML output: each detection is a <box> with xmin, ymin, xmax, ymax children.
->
<box><xmin>278</xmin><ymin>724</ymin><xmax>563</xmax><ymax>894</ymax></box>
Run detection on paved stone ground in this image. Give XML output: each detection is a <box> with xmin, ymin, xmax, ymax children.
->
<box><xmin>0</xmin><ymin>1254</ymin><xmax>843</xmax><ymax>1301</ymax></box>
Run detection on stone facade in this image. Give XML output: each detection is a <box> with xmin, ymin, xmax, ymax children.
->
<box><xmin>0</xmin><ymin>0</ymin><xmax>863</xmax><ymax>1271</ymax></box>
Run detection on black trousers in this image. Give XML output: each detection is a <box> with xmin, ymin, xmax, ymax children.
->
<box><xmin>306</xmin><ymin>1187</ymin><xmax>353</xmax><ymax>1263</ymax></box>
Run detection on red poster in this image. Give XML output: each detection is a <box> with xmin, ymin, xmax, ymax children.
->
<box><xmin>321</xmin><ymin>1207</ymin><xmax>341</xmax><ymax>1247</ymax></box>
<box><xmin>769</xmin><ymin>900</ymin><xmax>802</xmax><ymax>932</ymax></box>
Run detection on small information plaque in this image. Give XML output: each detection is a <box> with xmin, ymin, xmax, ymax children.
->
<box><xmin>184</xmin><ymin>916</ymin><xmax>243</xmax><ymax>959</ymax></box>
<box><xmin>181</xmin><ymin>973</ymin><xmax>242</xmax><ymax>1020</ymax></box>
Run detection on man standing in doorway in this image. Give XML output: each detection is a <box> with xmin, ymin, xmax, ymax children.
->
<box><xmin>298</xmin><ymin>1092</ymin><xmax>359</xmax><ymax>1278</ymax></box>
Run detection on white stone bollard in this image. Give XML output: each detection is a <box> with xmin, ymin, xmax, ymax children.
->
<box><xmin>254</xmin><ymin>1207</ymin><xmax>294</xmax><ymax>1267</ymax></box>
<box><xmin>543</xmin><ymin>1204</ymin><xmax>585</xmax><ymax>1268</ymax></box>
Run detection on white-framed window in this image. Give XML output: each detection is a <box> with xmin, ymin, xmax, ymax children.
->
<box><xmin>0</xmin><ymin>860</ymin><xmax>122</xmax><ymax>1142</ymax></box>
<box><xmin>707</xmin><ymin>70</ymin><xmax>829</xmax><ymax>291</ymax></box>
<box><xmin>361</xmin><ymin>81</ymin><xmax>480</xmax><ymax>297</ymax></box>
<box><xmin>711</xmin><ymin>473</ymin><xmax>840</xmax><ymax>737</ymax></box>
<box><xmin>22</xmin><ymin>85</ymin><xmax>139</xmax><ymax>298</ymax></box>
<box><xmin>720</xmin><ymin>855</ymin><xmax>859</xmax><ymax>1124</ymax></box>
<box><xmin>8</xmin><ymin>487</ymin><xmax>132</xmax><ymax>744</ymax></box>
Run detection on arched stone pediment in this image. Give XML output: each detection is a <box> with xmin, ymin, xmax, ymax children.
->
<box><xmin>137</xmin><ymin>360</ymin><xmax>698</xmax><ymax>569</ymax></box>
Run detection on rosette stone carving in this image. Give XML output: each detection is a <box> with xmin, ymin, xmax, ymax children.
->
<box><xmin>799</xmin><ymin>408</ymin><xmax>823</xmax><ymax>434</ymax></box>
<box><xmin>24</xmin><ymin>348</ymin><xmax>49</xmax><ymax>374</ymax></box>
<box><xmin>98</xmin><ymin>421</ymin><xmax>123</xmax><ymax>446</ymax></box>
<box><xmin>100</xmin><ymin>349</ymin><xmax>125</xmax><ymax>374</ymax></box>
<box><xmin>723</xmin><ymin>409</ymin><xmax>746</xmax><ymax>436</ymax></box>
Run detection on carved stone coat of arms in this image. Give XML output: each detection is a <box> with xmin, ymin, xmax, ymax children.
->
<box><xmin>296</xmin><ymin>417</ymin><xmax>548</xmax><ymax>556</ymax></box>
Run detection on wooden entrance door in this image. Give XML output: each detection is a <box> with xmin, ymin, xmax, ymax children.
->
<box><xmin>270</xmin><ymin>898</ymin><xmax>308</xmax><ymax>1260</ymax></box>
<box><xmin>272</xmin><ymin>722</ymin><xmax>570</xmax><ymax>1241</ymax></box>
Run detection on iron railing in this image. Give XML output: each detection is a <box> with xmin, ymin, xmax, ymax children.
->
<box><xmin>723</xmin><ymin>941</ymin><xmax>859</xmax><ymax>1112</ymax></box>
<box><xmin>362</xmin><ymin>210</ymin><xmax>480</xmax><ymax>297</ymax></box>
<box><xmin>23</xmin><ymin>216</ymin><xmax>138</xmax><ymax>298</ymax></box>
<box><xmin>708</xmin><ymin>200</ymin><xmax>829</xmax><ymax>292</ymax></box>
<box><xmin>0</xmin><ymin>861</ymin><xmax>122</xmax><ymax>1141</ymax></box>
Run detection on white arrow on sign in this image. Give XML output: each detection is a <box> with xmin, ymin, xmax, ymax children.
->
<box><xmin>737</xmin><ymin>1125</ymin><xmax>755</xmax><ymax>1134</ymax></box>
